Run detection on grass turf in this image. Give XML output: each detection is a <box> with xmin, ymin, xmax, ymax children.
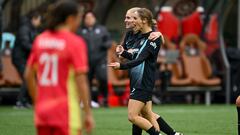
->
<box><xmin>0</xmin><ymin>105</ymin><xmax>237</xmax><ymax>135</ymax></box>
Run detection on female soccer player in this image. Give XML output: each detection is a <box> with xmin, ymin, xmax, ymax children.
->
<box><xmin>109</xmin><ymin>8</ymin><xmax>162</xmax><ymax>135</ymax></box>
<box><xmin>24</xmin><ymin>1</ymin><xmax>94</xmax><ymax>135</ymax></box>
<box><xmin>123</xmin><ymin>8</ymin><xmax>183</xmax><ymax>135</ymax></box>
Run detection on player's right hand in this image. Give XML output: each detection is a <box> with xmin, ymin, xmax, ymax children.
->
<box><xmin>84</xmin><ymin>113</ymin><xmax>95</xmax><ymax>135</ymax></box>
<box><xmin>108</xmin><ymin>62</ymin><xmax>120</xmax><ymax>70</ymax></box>
<box><xmin>116</xmin><ymin>45</ymin><xmax>124</xmax><ymax>55</ymax></box>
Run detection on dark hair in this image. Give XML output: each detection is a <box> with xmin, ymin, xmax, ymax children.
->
<box><xmin>46</xmin><ymin>0</ymin><xmax>81</xmax><ymax>30</ymax></box>
<box><xmin>82</xmin><ymin>10</ymin><xmax>96</xmax><ymax>22</ymax></box>
<box><xmin>136</xmin><ymin>8</ymin><xmax>154</xmax><ymax>27</ymax></box>
<box><xmin>27</xmin><ymin>9</ymin><xmax>41</xmax><ymax>20</ymax></box>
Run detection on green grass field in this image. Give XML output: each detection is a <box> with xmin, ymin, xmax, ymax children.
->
<box><xmin>0</xmin><ymin>105</ymin><xmax>237</xmax><ymax>135</ymax></box>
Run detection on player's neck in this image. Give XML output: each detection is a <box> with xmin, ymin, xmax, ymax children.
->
<box><xmin>141</xmin><ymin>26</ymin><xmax>152</xmax><ymax>34</ymax></box>
<box><xmin>55</xmin><ymin>25</ymin><xmax>71</xmax><ymax>32</ymax></box>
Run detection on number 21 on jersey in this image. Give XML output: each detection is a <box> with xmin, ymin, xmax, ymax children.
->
<box><xmin>39</xmin><ymin>53</ymin><xmax>58</xmax><ymax>86</ymax></box>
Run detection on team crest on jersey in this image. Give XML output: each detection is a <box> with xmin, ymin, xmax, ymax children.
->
<box><xmin>140</xmin><ymin>40</ymin><xmax>145</xmax><ymax>46</ymax></box>
<box><xmin>95</xmin><ymin>28</ymin><xmax>101</xmax><ymax>34</ymax></box>
<box><xmin>128</xmin><ymin>48</ymin><xmax>139</xmax><ymax>54</ymax></box>
<box><xmin>82</xmin><ymin>29</ymin><xmax>87</xmax><ymax>34</ymax></box>
<box><xmin>150</xmin><ymin>42</ymin><xmax>157</xmax><ymax>49</ymax></box>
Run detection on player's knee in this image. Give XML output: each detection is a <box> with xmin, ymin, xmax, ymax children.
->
<box><xmin>141</xmin><ymin>109</ymin><xmax>152</xmax><ymax>119</ymax></box>
<box><xmin>236</xmin><ymin>97</ymin><xmax>240</xmax><ymax>107</ymax></box>
<box><xmin>154</xmin><ymin>113</ymin><xmax>160</xmax><ymax>119</ymax></box>
<box><xmin>128</xmin><ymin>112</ymin><xmax>137</xmax><ymax>123</ymax></box>
<box><xmin>141</xmin><ymin>110</ymin><xmax>147</xmax><ymax>116</ymax></box>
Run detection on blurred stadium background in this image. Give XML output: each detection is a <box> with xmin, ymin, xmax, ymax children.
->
<box><xmin>0</xmin><ymin>0</ymin><xmax>239</xmax><ymax>134</ymax></box>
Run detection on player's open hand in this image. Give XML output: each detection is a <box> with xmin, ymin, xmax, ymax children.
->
<box><xmin>116</xmin><ymin>45</ymin><xmax>124</xmax><ymax>55</ymax></box>
<box><xmin>108</xmin><ymin>62</ymin><xmax>120</xmax><ymax>69</ymax></box>
<box><xmin>148</xmin><ymin>32</ymin><xmax>165</xmax><ymax>43</ymax></box>
<box><xmin>84</xmin><ymin>113</ymin><xmax>95</xmax><ymax>135</ymax></box>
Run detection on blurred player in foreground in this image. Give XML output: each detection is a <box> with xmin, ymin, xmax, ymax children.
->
<box><xmin>24</xmin><ymin>1</ymin><xmax>94</xmax><ymax>135</ymax></box>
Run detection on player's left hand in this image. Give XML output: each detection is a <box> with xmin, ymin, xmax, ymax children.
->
<box><xmin>148</xmin><ymin>32</ymin><xmax>164</xmax><ymax>43</ymax></box>
<box><xmin>84</xmin><ymin>113</ymin><xmax>95</xmax><ymax>135</ymax></box>
<box><xmin>107</xmin><ymin>62</ymin><xmax>120</xmax><ymax>69</ymax></box>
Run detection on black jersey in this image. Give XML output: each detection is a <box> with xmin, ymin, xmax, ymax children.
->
<box><xmin>122</xmin><ymin>31</ymin><xmax>142</xmax><ymax>50</ymax></box>
<box><xmin>120</xmin><ymin>31</ymin><xmax>162</xmax><ymax>91</ymax></box>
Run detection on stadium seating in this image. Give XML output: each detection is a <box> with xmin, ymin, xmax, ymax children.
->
<box><xmin>0</xmin><ymin>33</ymin><xmax>21</xmax><ymax>101</ymax></box>
<box><xmin>0</xmin><ymin>33</ymin><xmax>22</xmax><ymax>87</ymax></box>
<box><xmin>1</xmin><ymin>56</ymin><xmax>22</xmax><ymax>86</ymax></box>
<box><xmin>158</xmin><ymin>37</ymin><xmax>192</xmax><ymax>86</ymax></box>
<box><xmin>179</xmin><ymin>34</ymin><xmax>221</xmax><ymax>86</ymax></box>
<box><xmin>1</xmin><ymin>32</ymin><xmax>15</xmax><ymax>50</ymax></box>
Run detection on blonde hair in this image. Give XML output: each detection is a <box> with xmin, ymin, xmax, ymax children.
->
<box><xmin>136</xmin><ymin>8</ymin><xmax>154</xmax><ymax>27</ymax></box>
<box><xmin>127</xmin><ymin>7</ymin><xmax>141</xmax><ymax>13</ymax></box>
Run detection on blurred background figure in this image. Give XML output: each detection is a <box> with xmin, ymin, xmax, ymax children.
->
<box><xmin>11</xmin><ymin>9</ymin><xmax>41</xmax><ymax>108</ymax></box>
<box><xmin>78</xmin><ymin>11</ymin><xmax>112</xmax><ymax>107</ymax></box>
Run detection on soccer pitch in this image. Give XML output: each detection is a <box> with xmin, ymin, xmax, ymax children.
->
<box><xmin>0</xmin><ymin>105</ymin><xmax>236</xmax><ymax>135</ymax></box>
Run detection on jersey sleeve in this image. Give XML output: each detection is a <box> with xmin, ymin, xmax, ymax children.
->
<box><xmin>146</xmin><ymin>38</ymin><xmax>161</xmax><ymax>56</ymax></box>
<box><xmin>121</xmin><ymin>50</ymin><xmax>134</xmax><ymax>60</ymax></box>
<box><xmin>120</xmin><ymin>49</ymin><xmax>151</xmax><ymax>70</ymax></box>
<box><xmin>120</xmin><ymin>38</ymin><xmax>162</xmax><ymax>70</ymax></box>
<box><xmin>70</xmin><ymin>38</ymin><xmax>89</xmax><ymax>73</ymax></box>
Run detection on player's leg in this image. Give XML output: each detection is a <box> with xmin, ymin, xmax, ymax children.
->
<box><xmin>135</xmin><ymin>111</ymin><xmax>183</xmax><ymax>135</ymax></box>
<box><xmin>141</xmin><ymin>101</ymin><xmax>160</xmax><ymax>132</ymax></box>
<box><xmin>153</xmin><ymin>113</ymin><xmax>183</xmax><ymax>135</ymax></box>
<box><xmin>95</xmin><ymin>61</ymin><xmax>108</xmax><ymax>106</ymax></box>
<box><xmin>132</xmin><ymin>124</ymin><xmax>142</xmax><ymax>135</ymax></box>
<box><xmin>88</xmin><ymin>65</ymin><xmax>99</xmax><ymax>108</ymax></box>
<box><xmin>128</xmin><ymin>99</ymin><xmax>159</xmax><ymax>135</ymax></box>
<box><xmin>236</xmin><ymin>96</ymin><xmax>240</xmax><ymax>135</ymax></box>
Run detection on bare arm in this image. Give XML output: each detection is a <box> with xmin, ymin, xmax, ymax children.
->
<box><xmin>24</xmin><ymin>66</ymin><xmax>37</xmax><ymax>104</ymax></box>
<box><xmin>116</xmin><ymin>45</ymin><xmax>134</xmax><ymax>60</ymax></box>
<box><xmin>75</xmin><ymin>73</ymin><xmax>94</xmax><ymax>134</ymax></box>
<box><xmin>75</xmin><ymin>73</ymin><xmax>91</xmax><ymax>113</ymax></box>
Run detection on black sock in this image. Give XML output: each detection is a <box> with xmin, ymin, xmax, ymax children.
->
<box><xmin>157</xmin><ymin>117</ymin><xmax>175</xmax><ymax>135</ymax></box>
<box><xmin>237</xmin><ymin>107</ymin><xmax>240</xmax><ymax>135</ymax></box>
<box><xmin>146</xmin><ymin>126</ymin><xmax>159</xmax><ymax>135</ymax></box>
<box><xmin>132</xmin><ymin>124</ymin><xmax>142</xmax><ymax>135</ymax></box>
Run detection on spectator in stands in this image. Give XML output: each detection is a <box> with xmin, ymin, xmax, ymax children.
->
<box><xmin>12</xmin><ymin>9</ymin><xmax>41</xmax><ymax>108</ymax></box>
<box><xmin>78</xmin><ymin>11</ymin><xmax>112</xmax><ymax>107</ymax></box>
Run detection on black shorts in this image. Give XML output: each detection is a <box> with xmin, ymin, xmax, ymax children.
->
<box><xmin>129</xmin><ymin>88</ymin><xmax>152</xmax><ymax>103</ymax></box>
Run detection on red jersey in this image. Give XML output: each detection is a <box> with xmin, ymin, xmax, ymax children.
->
<box><xmin>27</xmin><ymin>30</ymin><xmax>88</xmax><ymax>130</ymax></box>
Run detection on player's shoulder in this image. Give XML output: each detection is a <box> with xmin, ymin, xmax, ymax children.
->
<box><xmin>148</xmin><ymin>36</ymin><xmax>162</xmax><ymax>46</ymax></box>
<box><xmin>65</xmin><ymin>32</ymin><xmax>85</xmax><ymax>45</ymax></box>
<box><xmin>147</xmin><ymin>37</ymin><xmax>161</xmax><ymax>50</ymax></box>
<box><xmin>32</xmin><ymin>31</ymin><xmax>49</xmax><ymax>45</ymax></box>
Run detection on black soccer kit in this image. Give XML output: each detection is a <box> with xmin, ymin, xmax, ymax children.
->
<box><xmin>120</xmin><ymin>31</ymin><xmax>161</xmax><ymax>102</ymax></box>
